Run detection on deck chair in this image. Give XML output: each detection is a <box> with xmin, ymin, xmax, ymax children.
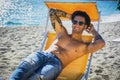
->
<box><xmin>40</xmin><ymin>2</ymin><xmax>100</xmax><ymax>80</ymax></box>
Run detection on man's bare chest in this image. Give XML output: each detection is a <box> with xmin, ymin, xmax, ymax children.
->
<box><xmin>56</xmin><ymin>39</ymin><xmax>87</xmax><ymax>53</ymax></box>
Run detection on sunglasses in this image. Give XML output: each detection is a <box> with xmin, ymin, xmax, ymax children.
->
<box><xmin>72</xmin><ymin>20</ymin><xmax>85</xmax><ymax>26</ymax></box>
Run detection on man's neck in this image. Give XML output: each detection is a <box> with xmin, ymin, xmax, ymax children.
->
<box><xmin>71</xmin><ymin>33</ymin><xmax>82</xmax><ymax>41</ymax></box>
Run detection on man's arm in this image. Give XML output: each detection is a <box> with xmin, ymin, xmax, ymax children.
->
<box><xmin>49</xmin><ymin>8</ymin><xmax>71</xmax><ymax>35</ymax></box>
<box><xmin>86</xmin><ymin>24</ymin><xmax>105</xmax><ymax>53</ymax></box>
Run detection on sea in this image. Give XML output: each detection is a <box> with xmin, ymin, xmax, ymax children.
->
<box><xmin>0</xmin><ymin>0</ymin><xmax>120</xmax><ymax>27</ymax></box>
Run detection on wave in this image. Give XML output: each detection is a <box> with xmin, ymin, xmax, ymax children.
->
<box><xmin>5</xmin><ymin>21</ymin><xmax>22</xmax><ymax>26</ymax></box>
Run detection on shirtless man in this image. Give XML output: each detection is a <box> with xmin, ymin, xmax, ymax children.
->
<box><xmin>10</xmin><ymin>9</ymin><xmax>105</xmax><ymax>80</ymax></box>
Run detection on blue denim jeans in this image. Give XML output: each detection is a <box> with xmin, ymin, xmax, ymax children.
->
<box><xmin>9</xmin><ymin>52</ymin><xmax>62</xmax><ymax>80</ymax></box>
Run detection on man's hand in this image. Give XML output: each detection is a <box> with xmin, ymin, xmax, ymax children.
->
<box><xmin>85</xmin><ymin>23</ymin><xmax>95</xmax><ymax>34</ymax></box>
<box><xmin>49</xmin><ymin>8</ymin><xmax>56</xmax><ymax>13</ymax></box>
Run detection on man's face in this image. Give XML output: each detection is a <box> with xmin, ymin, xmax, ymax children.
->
<box><xmin>72</xmin><ymin>16</ymin><xmax>86</xmax><ymax>33</ymax></box>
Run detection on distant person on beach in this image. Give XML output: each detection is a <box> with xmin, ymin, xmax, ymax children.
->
<box><xmin>10</xmin><ymin>8</ymin><xmax>105</xmax><ymax>80</ymax></box>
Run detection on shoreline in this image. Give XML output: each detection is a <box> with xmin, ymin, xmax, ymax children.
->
<box><xmin>101</xmin><ymin>14</ymin><xmax>120</xmax><ymax>23</ymax></box>
<box><xmin>1</xmin><ymin>13</ymin><xmax>120</xmax><ymax>28</ymax></box>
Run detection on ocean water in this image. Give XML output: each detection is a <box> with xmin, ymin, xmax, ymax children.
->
<box><xmin>0</xmin><ymin>0</ymin><xmax>119</xmax><ymax>27</ymax></box>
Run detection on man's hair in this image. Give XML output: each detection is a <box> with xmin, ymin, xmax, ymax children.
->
<box><xmin>71</xmin><ymin>11</ymin><xmax>91</xmax><ymax>27</ymax></box>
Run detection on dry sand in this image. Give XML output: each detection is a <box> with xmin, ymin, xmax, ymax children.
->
<box><xmin>0</xmin><ymin>21</ymin><xmax>120</xmax><ymax>80</ymax></box>
<box><xmin>89</xmin><ymin>21</ymin><xmax>120</xmax><ymax>80</ymax></box>
<box><xmin>0</xmin><ymin>27</ymin><xmax>44</xmax><ymax>80</ymax></box>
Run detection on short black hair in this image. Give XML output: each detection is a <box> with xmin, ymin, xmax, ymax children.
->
<box><xmin>71</xmin><ymin>11</ymin><xmax>91</xmax><ymax>27</ymax></box>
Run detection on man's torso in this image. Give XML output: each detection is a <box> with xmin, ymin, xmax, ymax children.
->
<box><xmin>45</xmin><ymin>34</ymin><xmax>89</xmax><ymax>67</ymax></box>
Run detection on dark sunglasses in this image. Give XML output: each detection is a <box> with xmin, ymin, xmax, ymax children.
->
<box><xmin>72</xmin><ymin>20</ymin><xmax>85</xmax><ymax>26</ymax></box>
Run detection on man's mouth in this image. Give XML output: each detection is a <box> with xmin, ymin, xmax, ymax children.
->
<box><xmin>74</xmin><ymin>27</ymin><xmax>79</xmax><ymax>31</ymax></box>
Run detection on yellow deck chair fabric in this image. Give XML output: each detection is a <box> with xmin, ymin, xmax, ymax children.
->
<box><xmin>44</xmin><ymin>32</ymin><xmax>93</xmax><ymax>80</ymax></box>
<box><xmin>44</xmin><ymin>2</ymin><xmax>99</xmax><ymax>80</ymax></box>
<box><xmin>45</xmin><ymin>2</ymin><xmax>99</xmax><ymax>21</ymax></box>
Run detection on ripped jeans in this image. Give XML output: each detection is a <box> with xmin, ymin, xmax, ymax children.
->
<box><xmin>9</xmin><ymin>52</ymin><xmax>62</xmax><ymax>80</ymax></box>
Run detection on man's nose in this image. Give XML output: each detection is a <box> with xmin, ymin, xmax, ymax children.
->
<box><xmin>75</xmin><ymin>23</ymin><xmax>80</xmax><ymax>27</ymax></box>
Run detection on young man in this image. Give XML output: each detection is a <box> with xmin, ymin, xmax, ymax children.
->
<box><xmin>10</xmin><ymin>8</ymin><xmax>105</xmax><ymax>80</ymax></box>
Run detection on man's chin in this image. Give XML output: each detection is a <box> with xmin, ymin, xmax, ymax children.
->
<box><xmin>73</xmin><ymin>30</ymin><xmax>82</xmax><ymax>33</ymax></box>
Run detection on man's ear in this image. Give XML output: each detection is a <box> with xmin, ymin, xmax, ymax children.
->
<box><xmin>84</xmin><ymin>25</ymin><xmax>87</xmax><ymax>30</ymax></box>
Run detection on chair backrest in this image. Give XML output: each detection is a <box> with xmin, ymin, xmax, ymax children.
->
<box><xmin>45</xmin><ymin>2</ymin><xmax>99</xmax><ymax>21</ymax></box>
<box><xmin>44</xmin><ymin>32</ymin><xmax>93</xmax><ymax>80</ymax></box>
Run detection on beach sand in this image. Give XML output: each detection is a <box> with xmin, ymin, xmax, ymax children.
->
<box><xmin>0</xmin><ymin>27</ymin><xmax>44</xmax><ymax>80</ymax></box>
<box><xmin>0</xmin><ymin>21</ymin><xmax>120</xmax><ymax>80</ymax></box>
<box><xmin>89</xmin><ymin>21</ymin><xmax>120</xmax><ymax>80</ymax></box>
